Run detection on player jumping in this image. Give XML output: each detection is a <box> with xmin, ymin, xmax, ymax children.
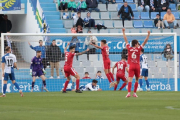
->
<box><xmin>62</xmin><ymin>43</ymin><xmax>89</xmax><ymax>93</ymax></box>
<box><xmin>1</xmin><ymin>46</ymin><xmax>23</xmax><ymax>97</ymax></box>
<box><xmin>139</xmin><ymin>49</ymin><xmax>150</xmax><ymax>91</ymax></box>
<box><xmin>112</xmin><ymin>55</ymin><xmax>128</xmax><ymax>91</ymax></box>
<box><xmin>90</xmin><ymin>40</ymin><xmax>115</xmax><ymax>88</ymax></box>
<box><xmin>30</xmin><ymin>51</ymin><xmax>48</xmax><ymax>92</ymax></box>
<box><xmin>122</xmin><ymin>28</ymin><xmax>150</xmax><ymax>98</ymax></box>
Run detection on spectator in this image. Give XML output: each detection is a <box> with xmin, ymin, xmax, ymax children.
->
<box><xmin>76</xmin><ymin>25</ymin><xmax>83</xmax><ymax>33</ymax></box>
<box><xmin>85</xmin><ymin>30</ymin><xmax>98</xmax><ymax>60</ymax></box>
<box><xmin>84</xmin><ymin>12</ymin><xmax>95</xmax><ymax>29</ymax></box>
<box><xmin>78</xmin><ymin>80</ymin><xmax>102</xmax><ymax>91</ymax></box>
<box><xmin>75</xmin><ymin>12</ymin><xmax>84</xmax><ymax>27</ymax></box>
<box><xmin>169</xmin><ymin>0</ymin><xmax>177</xmax><ymax>5</ymax></box>
<box><xmin>47</xmin><ymin>40</ymin><xmax>61</xmax><ymax>79</ymax></box>
<box><xmin>58</xmin><ymin>0</ymin><xmax>68</xmax><ymax>12</ymax></box>
<box><xmin>156</xmin><ymin>0</ymin><xmax>169</xmax><ymax>12</ymax></box>
<box><xmin>82</xmin><ymin>72</ymin><xmax>91</xmax><ymax>79</ymax></box>
<box><xmin>118</xmin><ymin>2</ymin><xmax>134</xmax><ymax>27</ymax></box>
<box><xmin>138</xmin><ymin>0</ymin><xmax>150</xmax><ymax>12</ymax></box>
<box><xmin>161</xmin><ymin>43</ymin><xmax>174</xmax><ymax>61</ymax></box>
<box><xmin>163</xmin><ymin>8</ymin><xmax>177</xmax><ymax>29</ymax></box>
<box><xmin>150</xmin><ymin>0</ymin><xmax>157</xmax><ymax>12</ymax></box>
<box><xmin>154</xmin><ymin>14</ymin><xmax>165</xmax><ymax>29</ymax></box>
<box><xmin>28</xmin><ymin>40</ymin><xmax>47</xmax><ymax>69</ymax></box>
<box><xmin>108</xmin><ymin>0</ymin><xmax>116</xmax><ymax>4</ymax></box>
<box><xmin>86</xmin><ymin>0</ymin><xmax>100</xmax><ymax>12</ymax></box>
<box><xmin>96</xmin><ymin>71</ymin><xmax>104</xmax><ymax>80</ymax></box>
<box><xmin>97</xmin><ymin>0</ymin><xmax>108</xmax><ymax>4</ymax></box>
<box><xmin>68</xmin><ymin>0</ymin><xmax>77</xmax><ymax>12</ymax></box>
<box><xmin>77</xmin><ymin>0</ymin><xmax>87</xmax><ymax>12</ymax></box>
<box><xmin>70</xmin><ymin>36</ymin><xmax>80</xmax><ymax>60</ymax></box>
<box><xmin>71</xmin><ymin>25</ymin><xmax>77</xmax><ymax>33</ymax></box>
<box><xmin>0</xmin><ymin>15</ymin><xmax>12</xmax><ymax>33</ymax></box>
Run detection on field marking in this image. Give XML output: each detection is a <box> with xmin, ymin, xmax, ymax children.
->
<box><xmin>165</xmin><ymin>106</ymin><xmax>180</xmax><ymax>110</ymax></box>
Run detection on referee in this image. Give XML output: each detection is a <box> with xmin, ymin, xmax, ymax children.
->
<box><xmin>28</xmin><ymin>40</ymin><xmax>47</xmax><ymax>69</ymax></box>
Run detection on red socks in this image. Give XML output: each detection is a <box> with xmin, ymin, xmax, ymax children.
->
<box><xmin>106</xmin><ymin>74</ymin><xmax>112</xmax><ymax>83</ymax></box>
<box><xmin>76</xmin><ymin>79</ymin><xmax>80</xmax><ymax>90</ymax></box>
<box><xmin>109</xmin><ymin>72</ymin><xmax>114</xmax><ymax>81</ymax></box>
<box><xmin>128</xmin><ymin>82</ymin><xmax>132</xmax><ymax>93</ymax></box>
<box><xmin>63</xmin><ymin>80</ymin><xmax>69</xmax><ymax>91</ymax></box>
<box><xmin>120</xmin><ymin>83</ymin><xmax>127</xmax><ymax>90</ymax></box>
<box><xmin>134</xmin><ymin>82</ymin><xmax>138</xmax><ymax>93</ymax></box>
<box><xmin>114</xmin><ymin>84</ymin><xmax>117</xmax><ymax>91</ymax></box>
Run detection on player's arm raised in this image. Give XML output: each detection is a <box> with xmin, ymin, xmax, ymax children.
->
<box><xmin>142</xmin><ymin>31</ymin><xmax>150</xmax><ymax>47</ymax></box>
<box><xmin>90</xmin><ymin>43</ymin><xmax>103</xmax><ymax>49</ymax></box>
<box><xmin>122</xmin><ymin>28</ymin><xmax>128</xmax><ymax>44</ymax></box>
<box><xmin>64</xmin><ymin>42</ymin><xmax>70</xmax><ymax>53</ymax></box>
<box><xmin>76</xmin><ymin>48</ymin><xmax>89</xmax><ymax>56</ymax></box>
<box><xmin>112</xmin><ymin>64</ymin><xmax>116</xmax><ymax>75</ymax></box>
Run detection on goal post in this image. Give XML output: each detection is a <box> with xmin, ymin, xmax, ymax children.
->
<box><xmin>0</xmin><ymin>33</ymin><xmax>178</xmax><ymax>92</ymax></box>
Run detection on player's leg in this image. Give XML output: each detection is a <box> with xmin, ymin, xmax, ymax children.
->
<box><xmin>40</xmin><ymin>75</ymin><xmax>48</xmax><ymax>92</ymax></box>
<box><xmin>12</xmin><ymin>80</ymin><xmax>23</xmax><ymax>97</ymax></box>
<box><xmin>119</xmin><ymin>76</ymin><xmax>128</xmax><ymax>90</ymax></box>
<box><xmin>104</xmin><ymin>69</ymin><xmax>111</xmax><ymax>83</ymax></box>
<box><xmin>126</xmin><ymin>66</ymin><xmax>134</xmax><ymax>98</ymax></box>
<box><xmin>74</xmin><ymin>74</ymin><xmax>82</xmax><ymax>93</ymax></box>
<box><xmin>0</xmin><ymin>75</ymin><xmax>8</xmax><ymax>97</ymax></box>
<box><xmin>108</xmin><ymin>61</ymin><xmax>114</xmax><ymax>82</ymax></box>
<box><xmin>114</xmin><ymin>75</ymin><xmax>120</xmax><ymax>91</ymax></box>
<box><xmin>63</xmin><ymin>76</ymin><xmax>71</xmax><ymax>93</ymax></box>
<box><xmin>31</xmin><ymin>76</ymin><xmax>36</xmax><ymax>92</ymax></box>
<box><xmin>145</xmin><ymin>76</ymin><xmax>150</xmax><ymax>91</ymax></box>
<box><xmin>139</xmin><ymin>76</ymin><xmax>143</xmax><ymax>91</ymax></box>
<box><xmin>133</xmin><ymin>66</ymin><xmax>140</xmax><ymax>97</ymax></box>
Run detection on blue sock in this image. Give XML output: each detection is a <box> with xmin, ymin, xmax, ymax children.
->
<box><xmin>139</xmin><ymin>79</ymin><xmax>143</xmax><ymax>88</ymax></box>
<box><xmin>145</xmin><ymin>80</ymin><xmax>149</xmax><ymax>88</ymax></box>
<box><xmin>3</xmin><ymin>84</ymin><xmax>7</xmax><ymax>95</ymax></box>
<box><xmin>14</xmin><ymin>82</ymin><xmax>20</xmax><ymax>90</ymax></box>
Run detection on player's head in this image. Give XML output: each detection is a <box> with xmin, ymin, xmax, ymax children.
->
<box><xmin>101</xmin><ymin>40</ymin><xmax>107</xmax><ymax>46</ymax></box>
<box><xmin>39</xmin><ymin>40</ymin><xmax>43</xmax><ymax>46</ymax></box>
<box><xmin>97</xmin><ymin>71</ymin><xmax>101</xmax><ymax>76</ymax></box>
<box><xmin>141</xmin><ymin>48</ymin><xmax>144</xmax><ymax>54</ymax></box>
<box><xmin>121</xmin><ymin>55</ymin><xmax>126</xmax><ymax>61</ymax></box>
<box><xmin>132</xmin><ymin>39</ymin><xmax>139</xmax><ymax>47</ymax></box>
<box><xmin>77</xmin><ymin>11</ymin><xmax>81</xmax><ymax>17</ymax></box>
<box><xmin>5</xmin><ymin>46</ymin><xmax>11</xmax><ymax>53</ymax></box>
<box><xmin>52</xmin><ymin>40</ymin><xmax>56</xmax><ymax>46</ymax></box>
<box><xmin>166</xmin><ymin>44</ymin><xmax>171</xmax><ymax>48</ymax></box>
<box><xmin>69</xmin><ymin>45</ymin><xmax>76</xmax><ymax>53</ymax></box>
<box><xmin>92</xmin><ymin>79</ymin><xmax>98</xmax><ymax>86</ymax></box>
<box><xmin>85</xmin><ymin>72</ymin><xmax>89</xmax><ymax>77</ymax></box>
<box><xmin>36</xmin><ymin>51</ymin><xmax>41</xmax><ymax>57</ymax></box>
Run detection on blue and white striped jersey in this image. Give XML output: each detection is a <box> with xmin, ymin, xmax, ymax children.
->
<box><xmin>140</xmin><ymin>54</ymin><xmax>148</xmax><ymax>69</ymax></box>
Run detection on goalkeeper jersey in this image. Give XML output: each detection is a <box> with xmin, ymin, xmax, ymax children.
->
<box><xmin>30</xmin><ymin>56</ymin><xmax>43</xmax><ymax>71</ymax></box>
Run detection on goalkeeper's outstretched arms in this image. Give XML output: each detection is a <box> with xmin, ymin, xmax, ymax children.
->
<box><xmin>142</xmin><ymin>31</ymin><xmax>150</xmax><ymax>47</ymax></box>
<box><xmin>122</xmin><ymin>28</ymin><xmax>128</xmax><ymax>44</ymax></box>
<box><xmin>76</xmin><ymin>48</ymin><xmax>89</xmax><ymax>56</ymax></box>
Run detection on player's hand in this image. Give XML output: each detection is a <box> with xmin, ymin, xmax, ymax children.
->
<box><xmin>43</xmin><ymin>70</ymin><xmax>47</xmax><ymax>75</ymax></box>
<box><xmin>28</xmin><ymin>42</ymin><xmax>31</xmax><ymax>45</ymax></box>
<box><xmin>67</xmin><ymin>42</ymin><xmax>70</xmax><ymax>46</ymax></box>
<box><xmin>2</xmin><ymin>73</ymin><xmax>4</xmax><ymax>77</ymax></box>
<box><xmin>30</xmin><ymin>72</ymin><xmax>32</xmax><ymax>76</ymax></box>
<box><xmin>147</xmin><ymin>31</ymin><xmax>150</xmax><ymax>35</ymax></box>
<box><xmin>122</xmin><ymin>28</ymin><xmax>125</xmax><ymax>32</ymax></box>
<box><xmin>98</xmin><ymin>88</ymin><xmax>102</xmax><ymax>91</ymax></box>
<box><xmin>86</xmin><ymin>48</ymin><xmax>89</xmax><ymax>51</ymax></box>
<box><xmin>16</xmin><ymin>68</ymin><xmax>19</xmax><ymax>70</ymax></box>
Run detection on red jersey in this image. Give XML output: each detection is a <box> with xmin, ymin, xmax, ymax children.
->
<box><xmin>101</xmin><ymin>45</ymin><xmax>110</xmax><ymax>61</ymax></box>
<box><xmin>64</xmin><ymin>51</ymin><xmax>76</xmax><ymax>67</ymax></box>
<box><xmin>126</xmin><ymin>43</ymin><xmax>143</xmax><ymax>65</ymax></box>
<box><xmin>115</xmin><ymin>60</ymin><xmax>127</xmax><ymax>75</ymax></box>
<box><xmin>82</xmin><ymin>77</ymin><xmax>91</xmax><ymax>79</ymax></box>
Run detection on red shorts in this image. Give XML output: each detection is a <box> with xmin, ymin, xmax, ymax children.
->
<box><xmin>116</xmin><ymin>74</ymin><xmax>127</xmax><ymax>82</ymax></box>
<box><xmin>64</xmin><ymin>66</ymin><xmax>77</xmax><ymax>77</ymax></box>
<box><xmin>103</xmin><ymin>59</ymin><xmax>110</xmax><ymax>69</ymax></box>
<box><xmin>128</xmin><ymin>64</ymin><xmax>140</xmax><ymax>78</ymax></box>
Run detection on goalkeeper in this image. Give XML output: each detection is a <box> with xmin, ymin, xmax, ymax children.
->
<box><xmin>30</xmin><ymin>51</ymin><xmax>48</xmax><ymax>92</ymax></box>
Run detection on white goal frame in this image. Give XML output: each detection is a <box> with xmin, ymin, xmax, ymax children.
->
<box><xmin>0</xmin><ymin>33</ymin><xmax>178</xmax><ymax>91</ymax></box>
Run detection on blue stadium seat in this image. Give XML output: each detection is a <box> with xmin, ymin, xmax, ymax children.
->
<box><xmin>109</xmin><ymin>54</ymin><xmax>121</xmax><ymax>62</ymax></box>
<box><xmin>144</xmin><ymin>21</ymin><xmax>154</xmax><ymax>28</ymax></box>
<box><xmin>133</xmin><ymin>12</ymin><xmax>140</xmax><ymax>19</ymax></box>
<box><xmin>125</xmin><ymin>0</ymin><xmax>134</xmax><ymax>3</ymax></box>
<box><xmin>117</xmin><ymin>4</ymin><xmax>123</xmax><ymax>11</ymax></box>
<box><xmin>50</xmin><ymin>28</ymin><xmax>66</xmax><ymax>33</ymax></box>
<box><xmin>42</xmin><ymin>7</ymin><xmax>57</xmax><ymax>11</ymax></box>
<box><xmin>129</xmin><ymin>4</ymin><xmax>137</xmax><ymax>11</ymax></box>
<box><xmin>161</xmin><ymin>12</ymin><xmax>166</xmax><ymax>19</ymax></box>
<box><xmin>40</xmin><ymin>3</ymin><xmax>56</xmax><ymax>8</ymax></box>
<box><xmin>46</xmin><ymin>20</ymin><xmax>63</xmax><ymax>24</ymax></box>
<box><xmin>151</xmin><ymin>12</ymin><xmax>159</xmax><ymax>19</ymax></box>
<box><xmin>116</xmin><ymin>0</ymin><xmax>123</xmax><ymax>3</ymax></box>
<box><xmin>133</xmin><ymin>20</ymin><xmax>143</xmax><ymax>28</ymax></box>
<box><xmin>172</xmin><ymin>12</ymin><xmax>180</xmax><ymax>19</ymax></box>
<box><xmin>169</xmin><ymin>4</ymin><xmax>176</xmax><ymax>11</ymax></box>
<box><xmin>141</xmin><ymin>12</ymin><xmax>150</xmax><ymax>19</ymax></box>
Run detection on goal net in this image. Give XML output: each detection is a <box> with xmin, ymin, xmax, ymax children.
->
<box><xmin>0</xmin><ymin>33</ymin><xmax>178</xmax><ymax>93</ymax></box>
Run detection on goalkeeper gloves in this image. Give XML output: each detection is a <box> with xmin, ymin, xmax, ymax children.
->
<box><xmin>43</xmin><ymin>69</ymin><xmax>46</xmax><ymax>75</ymax></box>
<box><xmin>30</xmin><ymin>69</ymin><xmax>32</xmax><ymax>76</ymax></box>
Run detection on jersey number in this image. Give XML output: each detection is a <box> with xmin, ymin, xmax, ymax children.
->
<box><xmin>131</xmin><ymin>52</ymin><xmax>136</xmax><ymax>59</ymax></box>
<box><xmin>118</xmin><ymin>63</ymin><xmax>123</xmax><ymax>70</ymax></box>
<box><xmin>65</xmin><ymin>53</ymin><xmax>69</xmax><ymax>62</ymax></box>
<box><xmin>7</xmin><ymin>59</ymin><xmax>13</xmax><ymax>67</ymax></box>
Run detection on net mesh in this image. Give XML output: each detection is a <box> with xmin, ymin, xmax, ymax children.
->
<box><xmin>0</xmin><ymin>34</ymin><xmax>178</xmax><ymax>93</ymax></box>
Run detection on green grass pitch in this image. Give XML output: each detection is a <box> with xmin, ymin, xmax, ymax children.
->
<box><xmin>0</xmin><ymin>91</ymin><xmax>180</xmax><ymax>120</ymax></box>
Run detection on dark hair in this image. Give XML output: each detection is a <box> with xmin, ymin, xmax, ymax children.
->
<box><xmin>5</xmin><ymin>46</ymin><xmax>10</xmax><ymax>52</ymax></box>
<box><xmin>88</xmin><ymin>30</ymin><xmax>91</xmax><ymax>33</ymax></box>
<box><xmin>97</xmin><ymin>71</ymin><xmax>101</xmax><ymax>73</ymax></box>
<box><xmin>101</xmin><ymin>40</ymin><xmax>106</xmax><ymax>44</ymax></box>
<box><xmin>85</xmin><ymin>72</ymin><xmax>89</xmax><ymax>75</ymax></box>
<box><xmin>121</xmin><ymin>55</ymin><xmax>126</xmax><ymax>59</ymax></box>
<box><xmin>69</xmin><ymin>45</ymin><xmax>76</xmax><ymax>50</ymax></box>
<box><xmin>76</xmin><ymin>25</ymin><xmax>83</xmax><ymax>33</ymax></box>
<box><xmin>36</xmin><ymin>51</ymin><xmax>41</xmax><ymax>53</ymax></box>
<box><xmin>39</xmin><ymin>40</ymin><xmax>43</xmax><ymax>43</ymax></box>
<box><xmin>77</xmin><ymin>11</ymin><xmax>81</xmax><ymax>14</ymax></box>
<box><xmin>52</xmin><ymin>40</ymin><xmax>56</xmax><ymax>42</ymax></box>
<box><xmin>132</xmin><ymin>39</ymin><xmax>139</xmax><ymax>47</ymax></box>
<box><xmin>167</xmin><ymin>8</ymin><xmax>171</xmax><ymax>11</ymax></box>
<box><xmin>141</xmin><ymin>48</ymin><xmax>144</xmax><ymax>53</ymax></box>
<box><xmin>156</xmin><ymin>14</ymin><xmax>160</xmax><ymax>16</ymax></box>
<box><xmin>92</xmin><ymin>79</ymin><xmax>98</xmax><ymax>83</ymax></box>
<box><xmin>124</xmin><ymin>1</ymin><xmax>127</xmax><ymax>3</ymax></box>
